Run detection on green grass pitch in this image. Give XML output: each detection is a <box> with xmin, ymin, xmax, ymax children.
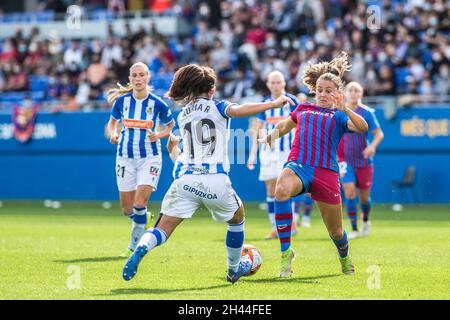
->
<box><xmin>0</xmin><ymin>201</ymin><xmax>449</xmax><ymax>300</ymax></box>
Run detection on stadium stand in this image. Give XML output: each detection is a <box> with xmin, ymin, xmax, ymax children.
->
<box><xmin>0</xmin><ymin>0</ymin><xmax>449</xmax><ymax>113</ymax></box>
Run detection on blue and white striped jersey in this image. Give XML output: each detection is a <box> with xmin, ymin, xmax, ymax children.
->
<box><xmin>170</xmin><ymin>97</ymin><xmax>236</xmax><ymax>179</ymax></box>
<box><xmin>110</xmin><ymin>92</ymin><xmax>173</xmax><ymax>158</ymax></box>
<box><xmin>256</xmin><ymin>92</ymin><xmax>299</xmax><ymax>156</ymax></box>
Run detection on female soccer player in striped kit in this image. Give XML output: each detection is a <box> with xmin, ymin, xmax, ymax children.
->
<box><xmin>247</xmin><ymin>70</ymin><xmax>300</xmax><ymax>240</ymax></box>
<box><xmin>121</xmin><ymin>64</ymin><xmax>294</xmax><ymax>283</ymax></box>
<box><xmin>260</xmin><ymin>53</ymin><xmax>368</xmax><ymax>277</ymax></box>
<box><xmin>106</xmin><ymin>62</ymin><xmax>174</xmax><ymax>258</ymax></box>
<box><xmin>338</xmin><ymin>82</ymin><xmax>384</xmax><ymax>239</ymax></box>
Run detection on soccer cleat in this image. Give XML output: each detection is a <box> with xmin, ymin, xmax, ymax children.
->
<box><xmin>280</xmin><ymin>247</ymin><xmax>296</xmax><ymax>278</ymax></box>
<box><xmin>301</xmin><ymin>216</ymin><xmax>311</xmax><ymax>228</ymax></box>
<box><xmin>118</xmin><ymin>248</ymin><xmax>133</xmax><ymax>259</ymax></box>
<box><xmin>361</xmin><ymin>221</ymin><xmax>370</xmax><ymax>237</ymax></box>
<box><xmin>348</xmin><ymin>230</ymin><xmax>359</xmax><ymax>239</ymax></box>
<box><xmin>339</xmin><ymin>256</ymin><xmax>355</xmax><ymax>275</ymax></box>
<box><xmin>264</xmin><ymin>230</ymin><xmax>278</xmax><ymax>240</ymax></box>
<box><xmin>227</xmin><ymin>260</ymin><xmax>252</xmax><ymax>284</ymax></box>
<box><xmin>122</xmin><ymin>245</ymin><xmax>148</xmax><ymax>281</ymax></box>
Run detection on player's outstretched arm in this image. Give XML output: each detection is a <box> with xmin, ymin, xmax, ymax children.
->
<box><xmin>259</xmin><ymin>118</ymin><xmax>296</xmax><ymax>148</ymax></box>
<box><xmin>167</xmin><ymin>134</ymin><xmax>181</xmax><ymax>161</ymax></box>
<box><xmin>227</xmin><ymin>95</ymin><xmax>295</xmax><ymax>118</ymax></box>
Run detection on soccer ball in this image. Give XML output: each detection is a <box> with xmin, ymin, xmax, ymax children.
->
<box><xmin>241</xmin><ymin>244</ymin><xmax>262</xmax><ymax>276</ymax></box>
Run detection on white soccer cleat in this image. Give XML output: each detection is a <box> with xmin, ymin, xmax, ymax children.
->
<box><xmin>301</xmin><ymin>216</ymin><xmax>311</xmax><ymax>228</ymax></box>
<box><xmin>361</xmin><ymin>221</ymin><xmax>371</xmax><ymax>237</ymax></box>
<box><xmin>348</xmin><ymin>230</ymin><xmax>359</xmax><ymax>239</ymax></box>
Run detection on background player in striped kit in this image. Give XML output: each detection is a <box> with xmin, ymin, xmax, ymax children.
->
<box><xmin>260</xmin><ymin>53</ymin><xmax>368</xmax><ymax>277</ymax></box>
<box><xmin>338</xmin><ymin>82</ymin><xmax>384</xmax><ymax>239</ymax></box>
<box><xmin>121</xmin><ymin>64</ymin><xmax>295</xmax><ymax>283</ymax></box>
<box><xmin>106</xmin><ymin>62</ymin><xmax>174</xmax><ymax>258</ymax></box>
<box><xmin>247</xmin><ymin>71</ymin><xmax>300</xmax><ymax>240</ymax></box>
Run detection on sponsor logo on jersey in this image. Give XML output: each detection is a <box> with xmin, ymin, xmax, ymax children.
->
<box><xmin>266</xmin><ymin>116</ymin><xmax>288</xmax><ymax>125</ymax></box>
<box><xmin>123</xmin><ymin>119</ymin><xmax>154</xmax><ymax>129</ymax></box>
<box><xmin>183</xmin><ymin>184</ymin><xmax>218</xmax><ymax>199</ymax></box>
<box><xmin>150</xmin><ymin>166</ymin><xmax>159</xmax><ymax>176</ymax></box>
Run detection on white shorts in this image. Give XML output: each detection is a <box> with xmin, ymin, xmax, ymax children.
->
<box><xmin>258</xmin><ymin>152</ymin><xmax>290</xmax><ymax>181</ymax></box>
<box><xmin>161</xmin><ymin>174</ymin><xmax>242</xmax><ymax>222</ymax></box>
<box><xmin>116</xmin><ymin>156</ymin><xmax>162</xmax><ymax>192</ymax></box>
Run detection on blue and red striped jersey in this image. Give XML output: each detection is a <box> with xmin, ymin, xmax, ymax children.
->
<box><xmin>337</xmin><ymin>105</ymin><xmax>380</xmax><ymax>167</ymax></box>
<box><xmin>289</xmin><ymin>103</ymin><xmax>350</xmax><ymax>173</ymax></box>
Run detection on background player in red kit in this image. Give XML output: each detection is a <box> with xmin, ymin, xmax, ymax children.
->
<box><xmin>260</xmin><ymin>53</ymin><xmax>368</xmax><ymax>277</ymax></box>
<box><xmin>338</xmin><ymin>82</ymin><xmax>384</xmax><ymax>239</ymax></box>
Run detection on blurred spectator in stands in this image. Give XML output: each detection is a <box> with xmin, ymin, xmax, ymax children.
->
<box><xmin>245</xmin><ymin>16</ymin><xmax>267</xmax><ymax>52</ymax></box>
<box><xmin>271</xmin><ymin>0</ymin><xmax>296</xmax><ymax>45</ymax></box>
<box><xmin>374</xmin><ymin>65</ymin><xmax>396</xmax><ymax>96</ymax></box>
<box><xmin>223</xmin><ymin>68</ymin><xmax>253</xmax><ymax>103</ymax></box>
<box><xmin>75</xmin><ymin>72</ymin><xmax>91</xmax><ymax>108</ymax></box>
<box><xmin>1</xmin><ymin>39</ymin><xmax>17</xmax><ymax>64</ymax></box>
<box><xmin>64</xmin><ymin>40</ymin><xmax>83</xmax><ymax>70</ymax></box>
<box><xmin>101</xmin><ymin>37</ymin><xmax>123</xmax><ymax>69</ymax></box>
<box><xmin>87</xmin><ymin>54</ymin><xmax>108</xmax><ymax>91</ymax></box>
<box><xmin>435</xmin><ymin>64</ymin><xmax>450</xmax><ymax>95</ymax></box>
<box><xmin>196</xmin><ymin>0</ymin><xmax>222</xmax><ymax>29</ymax></box>
<box><xmin>195</xmin><ymin>20</ymin><xmax>215</xmax><ymax>49</ymax></box>
<box><xmin>260</xmin><ymin>48</ymin><xmax>289</xmax><ymax>81</ymax></box>
<box><xmin>210</xmin><ymin>38</ymin><xmax>231</xmax><ymax>79</ymax></box>
<box><xmin>108</xmin><ymin>0</ymin><xmax>125</xmax><ymax>16</ymax></box>
<box><xmin>5</xmin><ymin>64</ymin><xmax>28</xmax><ymax>92</ymax></box>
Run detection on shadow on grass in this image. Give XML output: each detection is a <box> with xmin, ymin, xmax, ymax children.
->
<box><xmin>103</xmin><ymin>284</ymin><xmax>230</xmax><ymax>296</ymax></box>
<box><xmin>54</xmin><ymin>256</ymin><xmax>125</xmax><ymax>263</ymax></box>
<box><xmin>241</xmin><ymin>273</ymin><xmax>341</xmax><ymax>284</ymax></box>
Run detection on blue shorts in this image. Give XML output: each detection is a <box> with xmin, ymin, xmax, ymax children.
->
<box><xmin>284</xmin><ymin>161</ymin><xmax>341</xmax><ymax>205</ymax></box>
<box><xmin>338</xmin><ymin>162</ymin><xmax>373</xmax><ymax>190</ymax></box>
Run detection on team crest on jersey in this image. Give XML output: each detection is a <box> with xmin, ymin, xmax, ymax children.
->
<box><xmin>146</xmin><ymin>106</ymin><xmax>153</xmax><ymax>114</ymax></box>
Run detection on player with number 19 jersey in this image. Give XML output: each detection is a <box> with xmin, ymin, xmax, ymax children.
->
<box><xmin>162</xmin><ymin>97</ymin><xmax>241</xmax><ymax>223</ymax></box>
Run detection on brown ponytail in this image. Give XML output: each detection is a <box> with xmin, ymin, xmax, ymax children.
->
<box><xmin>166</xmin><ymin>64</ymin><xmax>217</xmax><ymax>103</ymax></box>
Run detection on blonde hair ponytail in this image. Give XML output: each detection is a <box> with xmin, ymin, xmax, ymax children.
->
<box><xmin>107</xmin><ymin>62</ymin><xmax>153</xmax><ymax>104</ymax></box>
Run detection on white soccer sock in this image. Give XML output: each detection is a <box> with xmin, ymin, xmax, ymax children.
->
<box><xmin>226</xmin><ymin>221</ymin><xmax>245</xmax><ymax>272</ymax></box>
<box><xmin>128</xmin><ymin>207</ymin><xmax>147</xmax><ymax>251</ymax></box>
<box><xmin>138</xmin><ymin>227</ymin><xmax>168</xmax><ymax>251</ymax></box>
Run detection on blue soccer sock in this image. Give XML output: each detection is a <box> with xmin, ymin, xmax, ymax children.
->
<box><xmin>128</xmin><ymin>206</ymin><xmax>148</xmax><ymax>251</ymax></box>
<box><xmin>226</xmin><ymin>220</ymin><xmax>245</xmax><ymax>272</ymax></box>
<box><xmin>345</xmin><ymin>198</ymin><xmax>358</xmax><ymax>231</ymax></box>
<box><xmin>275</xmin><ymin>199</ymin><xmax>293</xmax><ymax>252</ymax></box>
<box><xmin>267</xmin><ymin>197</ymin><xmax>277</xmax><ymax>232</ymax></box>
<box><xmin>331</xmin><ymin>230</ymin><xmax>349</xmax><ymax>258</ymax></box>
<box><xmin>138</xmin><ymin>227</ymin><xmax>168</xmax><ymax>251</ymax></box>
<box><xmin>361</xmin><ymin>200</ymin><xmax>371</xmax><ymax>222</ymax></box>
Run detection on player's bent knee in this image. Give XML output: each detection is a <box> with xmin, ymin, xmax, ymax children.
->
<box><xmin>274</xmin><ymin>184</ymin><xmax>290</xmax><ymax>202</ymax></box>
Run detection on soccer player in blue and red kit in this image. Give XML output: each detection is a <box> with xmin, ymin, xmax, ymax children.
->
<box><xmin>338</xmin><ymin>82</ymin><xmax>384</xmax><ymax>239</ymax></box>
<box><xmin>260</xmin><ymin>53</ymin><xmax>369</xmax><ymax>276</ymax></box>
